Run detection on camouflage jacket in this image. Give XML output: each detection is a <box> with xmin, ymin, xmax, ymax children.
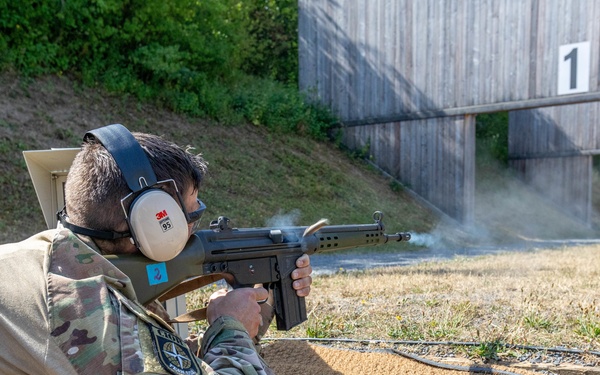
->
<box><xmin>0</xmin><ymin>229</ymin><xmax>273</xmax><ymax>375</ymax></box>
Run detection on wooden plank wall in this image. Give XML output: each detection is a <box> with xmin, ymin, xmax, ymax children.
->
<box><xmin>299</xmin><ymin>0</ymin><xmax>600</xmax><ymax>120</ymax></box>
<box><xmin>508</xmin><ymin>103</ymin><xmax>600</xmax><ymax>224</ymax></box>
<box><xmin>509</xmin><ymin>103</ymin><xmax>600</xmax><ymax>158</ymax></box>
<box><xmin>299</xmin><ymin>0</ymin><xmax>600</xmax><ymax>223</ymax></box>
<box><xmin>343</xmin><ymin>115</ymin><xmax>476</xmax><ymax>223</ymax></box>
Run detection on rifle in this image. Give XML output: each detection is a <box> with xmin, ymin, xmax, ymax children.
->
<box><xmin>106</xmin><ymin>211</ymin><xmax>410</xmax><ymax>331</ymax></box>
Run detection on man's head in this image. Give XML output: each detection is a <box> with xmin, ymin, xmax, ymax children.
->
<box><xmin>64</xmin><ymin>126</ymin><xmax>208</xmax><ymax>256</ymax></box>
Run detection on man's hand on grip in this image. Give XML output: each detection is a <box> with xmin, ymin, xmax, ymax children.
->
<box><xmin>291</xmin><ymin>254</ymin><xmax>312</xmax><ymax>297</ymax></box>
<box><xmin>206</xmin><ymin>287</ymin><xmax>269</xmax><ymax>338</ymax></box>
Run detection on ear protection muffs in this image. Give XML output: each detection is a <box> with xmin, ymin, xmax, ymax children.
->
<box><xmin>125</xmin><ymin>188</ymin><xmax>189</xmax><ymax>262</ymax></box>
<box><xmin>61</xmin><ymin>123</ymin><xmax>189</xmax><ymax>262</ymax></box>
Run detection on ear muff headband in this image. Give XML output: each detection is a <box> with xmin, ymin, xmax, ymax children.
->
<box><xmin>85</xmin><ymin>124</ymin><xmax>157</xmax><ymax>192</ymax></box>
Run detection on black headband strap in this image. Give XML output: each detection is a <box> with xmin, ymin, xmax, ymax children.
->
<box><xmin>57</xmin><ymin>208</ymin><xmax>130</xmax><ymax>240</ymax></box>
<box><xmin>84</xmin><ymin>124</ymin><xmax>157</xmax><ymax>192</ymax></box>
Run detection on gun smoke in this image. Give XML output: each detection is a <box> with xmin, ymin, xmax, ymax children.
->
<box><xmin>407</xmin><ymin>232</ymin><xmax>440</xmax><ymax>248</ymax></box>
<box><xmin>393</xmin><ymin>158</ymin><xmax>600</xmax><ymax>254</ymax></box>
<box><xmin>265</xmin><ymin>209</ymin><xmax>302</xmax><ymax>228</ymax></box>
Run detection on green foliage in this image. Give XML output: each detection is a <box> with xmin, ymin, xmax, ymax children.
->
<box><xmin>470</xmin><ymin>340</ymin><xmax>502</xmax><ymax>361</ymax></box>
<box><xmin>523</xmin><ymin>313</ymin><xmax>553</xmax><ymax>331</ymax></box>
<box><xmin>340</xmin><ymin>138</ymin><xmax>372</xmax><ymax>160</ymax></box>
<box><xmin>242</xmin><ymin>0</ymin><xmax>299</xmax><ymax>84</ymax></box>
<box><xmin>306</xmin><ymin>315</ymin><xmax>355</xmax><ymax>338</ymax></box>
<box><xmin>0</xmin><ymin>134</ymin><xmax>45</xmax><ymax>242</ymax></box>
<box><xmin>0</xmin><ymin>0</ymin><xmax>326</xmax><ymax>137</ymax></box>
<box><xmin>230</xmin><ymin>76</ymin><xmax>337</xmax><ymax>139</ymax></box>
<box><xmin>575</xmin><ymin>315</ymin><xmax>600</xmax><ymax>342</ymax></box>
<box><xmin>388</xmin><ymin>321</ymin><xmax>425</xmax><ymax>341</ymax></box>
<box><xmin>389</xmin><ymin>180</ymin><xmax>404</xmax><ymax>193</ymax></box>
<box><xmin>476</xmin><ymin>112</ymin><xmax>509</xmax><ymax>165</ymax></box>
<box><xmin>0</xmin><ymin>1</ymin><xmax>65</xmax><ymax>74</ymax></box>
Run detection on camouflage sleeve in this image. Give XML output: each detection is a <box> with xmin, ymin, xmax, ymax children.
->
<box><xmin>200</xmin><ymin>316</ymin><xmax>274</xmax><ymax>375</ymax></box>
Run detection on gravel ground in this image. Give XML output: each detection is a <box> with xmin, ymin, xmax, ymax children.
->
<box><xmin>310</xmin><ymin>240</ymin><xmax>600</xmax><ymax>275</ymax></box>
<box><xmin>310</xmin><ymin>245</ymin><xmax>529</xmax><ymax>275</ymax></box>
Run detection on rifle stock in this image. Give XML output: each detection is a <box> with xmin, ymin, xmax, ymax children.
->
<box><xmin>106</xmin><ymin>211</ymin><xmax>410</xmax><ymax>330</ymax></box>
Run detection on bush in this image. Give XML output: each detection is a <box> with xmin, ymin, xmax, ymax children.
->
<box><xmin>242</xmin><ymin>0</ymin><xmax>299</xmax><ymax>84</ymax></box>
<box><xmin>230</xmin><ymin>76</ymin><xmax>337</xmax><ymax>139</ymax></box>
<box><xmin>0</xmin><ymin>0</ymin><xmax>332</xmax><ymax>139</ymax></box>
<box><xmin>476</xmin><ymin>112</ymin><xmax>509</xmax><ymax>164</ymax></box>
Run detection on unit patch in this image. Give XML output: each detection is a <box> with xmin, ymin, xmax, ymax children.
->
<box><xmin>149</xmin><ymin>325</ymin><xmax>201</xmax><ymax>375</ymax></box>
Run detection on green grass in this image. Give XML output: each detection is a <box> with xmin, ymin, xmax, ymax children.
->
<box><xmin>0</xmin><ymin>73</ymin><xmax>436</xmax><ymax>245</ymax></box>
<box><xmin>306</xmin><ymin>314</ymin><xmax>356</xmax><ymax>338</ymax></box>
<box><xmin>575</xmin><ymin>315</ymin><xmax>600</xmax><ymax>342</ymax></box>
<box><xmin>523</xmin><ymin>313</ymin><xmax>554</xmax><ymax>331</ymax></box>
<box><xmin>470</xmin><ymin>340</ymin><xmax>503</xmax><ymax>361</ymax></box>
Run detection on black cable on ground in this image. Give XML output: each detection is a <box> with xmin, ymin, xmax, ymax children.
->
<box><xmin>263</xmin><ymin>337</ymin><xmax>600</xmax><ymax>356</ymax></box>
<box><xmin>387</xmin><ymin>348</ymin><xmax>524</xmax><ymax>375</ymax></box>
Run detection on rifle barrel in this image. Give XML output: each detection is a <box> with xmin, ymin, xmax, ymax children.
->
<box><xmin>385</xmin><ymin>232</ymin><xmax>412</xmax><ymax>242</ymax></box>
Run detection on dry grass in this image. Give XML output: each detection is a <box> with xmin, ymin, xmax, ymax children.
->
<box><xmin>188</xmin><ymin>244</ymin><xmax>600</xmax><ymax>359</ymax></box>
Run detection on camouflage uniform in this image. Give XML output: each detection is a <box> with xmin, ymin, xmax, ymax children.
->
<box><xmin>0</xmin><ymin>229</ymin><xmax>273</xmax><ymax>374</ymax></box>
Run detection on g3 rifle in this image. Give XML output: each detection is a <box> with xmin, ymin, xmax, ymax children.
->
<box><xmin>106</xmin><ymin>211</ymin><xmax>410</xmax><ymax>330</ymax></box>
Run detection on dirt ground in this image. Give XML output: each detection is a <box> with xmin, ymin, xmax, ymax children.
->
<box><xmin>260</xmin><ymin>341</ymin><xmax>545</xmax><ymax>375</ymax></box>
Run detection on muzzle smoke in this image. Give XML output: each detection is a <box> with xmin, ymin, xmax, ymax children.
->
<box><xmin>407</xmin><ymin>232</ymin><xmax>440</xmax><ymax>247</ymax></box>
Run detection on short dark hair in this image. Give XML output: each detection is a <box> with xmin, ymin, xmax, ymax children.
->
<box><xmin>64</xmin><ymin>131</ymin><xmax>208</xmax><ymax>251</ymax></box>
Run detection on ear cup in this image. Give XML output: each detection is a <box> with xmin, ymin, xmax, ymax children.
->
<box><xmin>128</xmin><ymin>189</ymin><xmax>188</xmax><ymax>262</ymax></box>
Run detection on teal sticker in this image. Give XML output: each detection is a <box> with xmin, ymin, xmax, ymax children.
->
<box><xmin>147</xmin><ymin>263</ymin><xmax>168</xmax><ymax>286</ymax></box>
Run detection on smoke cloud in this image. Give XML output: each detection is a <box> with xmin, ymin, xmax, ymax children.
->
<box><xmin>265</xmin><ymin>209</ymin><xmax>301</xmax><ymax>227</ymax></box>
<box><xmin>407</xmin><ymin>232</ymin><xmax>441</xmax><ymax>247</ymax></box>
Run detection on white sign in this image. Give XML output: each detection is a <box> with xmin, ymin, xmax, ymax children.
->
<box><xmin>557</xmin><ymin>41</ymin><xmax>590</xmax><ymax>95</ymax></box>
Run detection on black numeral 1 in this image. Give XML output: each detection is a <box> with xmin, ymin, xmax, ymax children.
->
<box><xmin>564</xmin><ymin>47</ymin><xmax>578</xmax><ymax>89</ymax></box>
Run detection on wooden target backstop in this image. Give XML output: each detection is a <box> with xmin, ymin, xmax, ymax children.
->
<box><xmin>299</xmin><ymin>0</ymin><xmax>600</xmax><ymax>224</ymax></box>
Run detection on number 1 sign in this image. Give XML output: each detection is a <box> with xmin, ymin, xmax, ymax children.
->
<box><xmin>557</xmin><ymin>41</ymin><xmax>591</xmax><ymax>95</ymax></box>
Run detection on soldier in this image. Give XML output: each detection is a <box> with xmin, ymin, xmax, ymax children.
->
<box><xmin>0</xmin><ymin>124</ymin><xmax>313</xmax><ymax>374</ymax></box>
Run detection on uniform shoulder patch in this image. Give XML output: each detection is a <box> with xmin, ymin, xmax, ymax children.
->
<box><xmin>149</xmin><ymin>324</ymin><xmax>202</xmax><ymax>375</ymax></box>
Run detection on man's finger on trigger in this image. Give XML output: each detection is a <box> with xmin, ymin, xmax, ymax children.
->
<box><xmin>296</xmin><ymin>254</ymin><xmax>310</xmax><ymax>267</ymax></box>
